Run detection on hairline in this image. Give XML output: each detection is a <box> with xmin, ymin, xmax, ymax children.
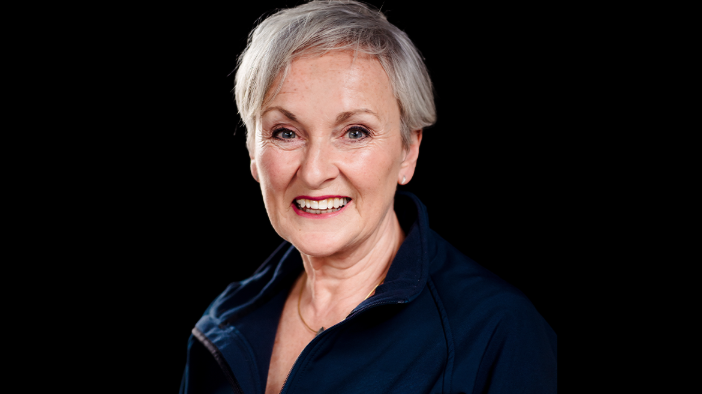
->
<box><xmin>237</xmin><ymin>0</ymin><xmax>435</xmax><ymax>153</ymax></box>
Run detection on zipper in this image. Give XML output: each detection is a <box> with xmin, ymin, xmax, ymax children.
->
<box><xmin>278</xmin><ymin>299</ymin><xmax>405</xmax><ymax>394</ymax></box>
<box><xmin>192</xmin><ymin>327</ymin><xmax>245</xmax><ymax>394</ymax></box>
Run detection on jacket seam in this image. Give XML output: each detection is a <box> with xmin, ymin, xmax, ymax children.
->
<box><xmin>191</xmin><ymin>327</ymin><xmax>244</xmax><ymax>394</ymax></box>
<box><xmin>427</xmin><ymin>276</ymin><xmax>455</xmax><ymax>394</ymax></box>
<box><xmin>471</xmin><ymin>318</ymin><xmax>503</xmax><ymax>394</ymax></box>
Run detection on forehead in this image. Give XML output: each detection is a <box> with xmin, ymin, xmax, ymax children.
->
<box><xmin>263</xmin><ymin>50</ymin><xmax>398</xmax><ymax>120</ymax></box>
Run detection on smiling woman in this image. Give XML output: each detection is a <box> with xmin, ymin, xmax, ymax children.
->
<box><xmin>254</xmin><ymin>51</ymin><xmax>414</xmax><ymax>262</ymax></box>
<box><xmin>180</xmin><ymin>2</ymin><xmax>556</xmax><ymax>394</ymax></box>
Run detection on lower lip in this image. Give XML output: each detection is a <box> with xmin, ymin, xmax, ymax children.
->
<box><xmin>291</xmin><ymin>201</ymin><xmax>350</xmax><ymax>219</ymax></box>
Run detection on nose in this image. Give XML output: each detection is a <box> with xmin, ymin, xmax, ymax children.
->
<box><xmin>297</xmin><ymin>139</ymin><xmax>339</xmax><ymax>189</ymax></box>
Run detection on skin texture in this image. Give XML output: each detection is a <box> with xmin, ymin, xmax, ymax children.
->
<box><xmin>249</xmin><ymin>50</ymin><xmax>422</xmax><ymax>394</ymax></box>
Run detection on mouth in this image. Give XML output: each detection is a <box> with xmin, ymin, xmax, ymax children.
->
<box><xmin>293</xmin><ymin>196</ymin><xmax>351</xmax><ymax>215</ymax></box>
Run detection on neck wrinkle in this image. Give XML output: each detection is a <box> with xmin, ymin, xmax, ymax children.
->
<box><xmin>299</xmin><ymin>208</ymin><xmax>405</xmax><ymax>318</ymax></box>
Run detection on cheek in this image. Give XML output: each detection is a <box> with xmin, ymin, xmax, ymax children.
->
<box><xmin>342</xmin><ymin>146</ymin><xmax>400</xmax><ymax>192</ymax></box>
<box><xmin>258</xmin><ymin>148</ymin><xmax>300</xmax><ymax>196</ymax></box>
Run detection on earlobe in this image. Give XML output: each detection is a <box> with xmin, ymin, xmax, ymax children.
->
<box><xmin>250</xmin><ymin>159</ymin><xmax>260</xmax><ymax>183</ymax></box>
<box><xmin>398</xmin><ymin>130</ymin><xmax>422</xmax><ymax>185</ymax></box>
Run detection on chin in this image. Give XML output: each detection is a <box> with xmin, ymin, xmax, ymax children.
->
<box><xmin>288</xmin><ymin>233</ymin><xmax>350</xmax><ymax>258</ymax></box>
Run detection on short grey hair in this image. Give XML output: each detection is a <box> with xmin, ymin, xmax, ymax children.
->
<box><xmin>234</xmin><ymin>0</ymin><xmax>436</xmax><ymax>151</ymax></box>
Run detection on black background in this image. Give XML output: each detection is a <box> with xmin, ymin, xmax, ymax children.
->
<box><xmin>103</xmin><ymin>1</ymin><xmax>571</xmax><ymax>390</ymax></box>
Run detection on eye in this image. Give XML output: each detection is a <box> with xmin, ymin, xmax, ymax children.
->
<box><xmin>273</xmin><ymin>128</ymin><xmax>297</xmax><ymax>139</ymax></box>
<box><xmin>346</xmin><ymin>126</ymin><xmax>369</xmax><ymax>140</ymax></box>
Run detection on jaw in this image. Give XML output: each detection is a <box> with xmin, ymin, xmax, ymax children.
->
<box><xmin>290</xmin><ymin>226</ymin><xmax>358</xmax><ymax>258</ymax></box>
<box><xmin>282</xmin><ymin>203</ymin><xmax>396</xmax><ymax>261</ymax></box>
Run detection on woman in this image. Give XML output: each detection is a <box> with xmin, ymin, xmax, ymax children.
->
<box><xmin>181</xmin><ymin>1</ymin><xmax>556</xmax><ymax>393</ymax></box>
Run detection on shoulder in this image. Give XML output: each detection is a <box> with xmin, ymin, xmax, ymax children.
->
<box><xmin>428</xmin><ymin>230</ymin><xmax>539</xmax><ymax>323</ymax></box>
<box><xmin>426</xmin><ymin>231</ymin><xmax>557</xmax><ymax>392</ymax></box>
<box><xmin>426</xmin><ymin>229</ymin><xmax>556</xmax><ymax>355</ymax></box>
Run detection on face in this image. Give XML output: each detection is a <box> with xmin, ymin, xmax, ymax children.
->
<box><xmin>250</xmin><ymin>50</ymin><xmax>420</xmax><ymax>258</ymax></box>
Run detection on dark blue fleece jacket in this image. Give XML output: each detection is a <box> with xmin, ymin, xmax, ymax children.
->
<box><xmin>180</xmin><ymin>192</ymin><xmax>557</xmax><ymax>394</ymax></box>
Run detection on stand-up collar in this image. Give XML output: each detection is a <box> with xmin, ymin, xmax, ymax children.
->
<box><xmin>350</xmin><ymin>191</ymin><xmax>437</xmax><ymax>311</ymax></box>
<box><xmin>206</xmin><ymin>191</ymin><xmax>437</xmax><ymax>324</ymax></box>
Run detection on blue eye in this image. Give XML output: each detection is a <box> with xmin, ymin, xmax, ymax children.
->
<box><xmin>274</xmin><ymin>129</ymin><xmax>297</xmax><ymax>139</ymax></box>
<box><xmin>346</xmin><ymin>127</ymin><xmax>368</xmax><ymax>140</ymax></box>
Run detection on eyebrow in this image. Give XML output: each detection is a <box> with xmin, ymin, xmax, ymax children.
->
<box><xmin>335</xmin><ymin>109</ymin><xmax>380</xmax><ymax>124</ymax></box>
<box><xmin>261</xmin><ymin>107</ymin><xmax>379</xmax><ymax>124</ymax></box>
<box><xmin>261</xmin><ymin>106</ymin><xmax>297</xmax><ymax>121</ymax></box>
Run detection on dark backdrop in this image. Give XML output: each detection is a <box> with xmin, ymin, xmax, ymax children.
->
<box><xmin>112</xmin><ymin>1</ymin><xmax>569</xmax><ymax>390</ymax></box>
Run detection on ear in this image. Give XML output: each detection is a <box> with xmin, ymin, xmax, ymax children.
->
<box><xmin>250</xmin><ymin>158</ymin><xmax>260</xmax><ymax>183</ymax></box>
<box><xmin>398</xmin><ymin>129</ymin><xmax>422</xmax><ymax>185</ymax></box>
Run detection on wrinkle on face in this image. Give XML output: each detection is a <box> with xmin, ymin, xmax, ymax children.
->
<box><xmin>252</xmin><ymin>50</ymin><xmax>405</xmax><ymax>260</ymax></box>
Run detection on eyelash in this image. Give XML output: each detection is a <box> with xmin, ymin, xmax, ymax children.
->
<box><xmin>270</xmin><ymin>126</ymin><xmax>372</xmax><ymax>141</ymax></box>
<box><xmin>271</xmin><ymin>128</ymin><xmax>297</xmax><ymax>140</ymax></box>
<box><xmin>345</xmin><ymin>126</ymin><xmax>371</xmax><ymax>141</ymax></box>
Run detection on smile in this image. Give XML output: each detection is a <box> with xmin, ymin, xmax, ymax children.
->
<box><xmin>293</xmin><ymin>196</ymin><xmax>351</xmax><ymax>214</ymax></box>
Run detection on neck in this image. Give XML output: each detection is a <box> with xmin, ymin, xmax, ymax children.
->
<box><xmin>297</xmin><ymin>208</ymin><xmax>405</xmax><ymax>324</ymax></box>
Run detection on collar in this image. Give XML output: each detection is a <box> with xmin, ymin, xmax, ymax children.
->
<box><xmin>207</xmin><ymin>190</ymin><xmax>437</xmax><ymax>325</ymax></box>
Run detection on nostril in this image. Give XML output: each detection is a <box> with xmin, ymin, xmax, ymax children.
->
<box><xmin>298</xmin><ymin>151</ymin><xmax>340</xmax><ymax>187</ymax></box>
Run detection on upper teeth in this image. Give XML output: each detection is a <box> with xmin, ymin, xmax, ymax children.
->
<box><xmin>296</xmin><ymin>197</ymin><xmax>348</xmax><ymax>210</ymax></box>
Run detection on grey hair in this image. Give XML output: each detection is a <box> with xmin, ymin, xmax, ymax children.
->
<box><xmin>234</xmin><ymin>0</ymin><xmax>436</xmax><ymax>152</ymax></box>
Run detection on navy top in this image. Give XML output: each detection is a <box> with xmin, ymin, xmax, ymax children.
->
<box><xmin>181</xmin><ymin>191</ymin><xmax>557</xmax><ymax>393</ymax></box>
